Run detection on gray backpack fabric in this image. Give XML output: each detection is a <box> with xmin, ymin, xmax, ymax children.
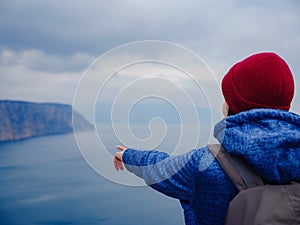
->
<box><xmin>207</xmin><ymin>144</ymin><xmax>300</xmax><ymax>225</ymax></box>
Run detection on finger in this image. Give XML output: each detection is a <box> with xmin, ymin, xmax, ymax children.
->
<box><xmin>115</xmin><ymin>152</ymin><xmax>122</xmax><ymax>161</ymax></box>
<box><xmin>117</xmin><ymin>145</ymin><xmax>126</xmax><ymax>151</ymax></box>
<box><xmin>113</xmin><ymin>157</ymin><xmax>119</xmax><ymax>171</ymax></box>
<box><xmin>114</xmin><ymin>155</ymin><xmax>122</xmax><ymax>171</ymax></box>
<box><xmin>117</xmin><ymin>160</ymin><xmax>122</xmax><ymax>171</ymax></box>
<box><xmin>117</xmin><ymin>145</ymin><xmax>125</xmax><ymax>151</ymax></box>
<box><xmin>118</xmin><ymin>160</ymin><xmax>124</xmax><ymax>170</ymax></box>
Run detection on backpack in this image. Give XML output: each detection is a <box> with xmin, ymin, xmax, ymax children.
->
<box><xmin>207</xmin><ymin>144</ymin><xmax>300</xmax><ymax>225</ymax></box>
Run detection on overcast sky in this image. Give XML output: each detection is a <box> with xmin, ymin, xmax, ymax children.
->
<box><xmin>0</xmin><ymin>0</ymin><xmax>299</xmax><ymax>115</ymax></box>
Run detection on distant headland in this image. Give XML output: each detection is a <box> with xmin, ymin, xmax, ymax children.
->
<box><xmin>0</xmin><ymin>100</ymin><xmax>93</xmax><ymax>142</ymax></box>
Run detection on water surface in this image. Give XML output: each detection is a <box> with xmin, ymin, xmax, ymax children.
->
<box><xmin>0</xmin><ymin>132</ymin><xmax>185</xmax><ymax>225</ymax></box>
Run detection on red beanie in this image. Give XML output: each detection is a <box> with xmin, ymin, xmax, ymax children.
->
<box><xmin>222</xmin><ymin>52</ymin><xmax>294</xmax><ymax>114</ymax></box>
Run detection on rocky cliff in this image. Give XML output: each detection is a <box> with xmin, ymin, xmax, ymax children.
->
<box><xmin>0</xmin><ymin>100</ymin><xmax>93</xmax><ymax>142</ymax></box>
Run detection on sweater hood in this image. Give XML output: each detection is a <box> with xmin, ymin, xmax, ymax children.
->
<box><xmin>214</xmin><ymin>109</ymin><xmax>300</xmax><ymax>184</ymax></box>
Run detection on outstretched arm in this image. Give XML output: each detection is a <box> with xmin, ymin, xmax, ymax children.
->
<box><xmin>113</xmin><ymin>145</ymin><xmax>202</xmax><ymax>201</ymax></box>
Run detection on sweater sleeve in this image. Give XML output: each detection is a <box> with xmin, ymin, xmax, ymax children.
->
<box><xmin>122</xmin><ymin>148</ymin><xmax>203</xmax><ymax>201</ymax></box>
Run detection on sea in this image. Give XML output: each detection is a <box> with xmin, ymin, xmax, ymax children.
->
<box><xmin>0</xmin><ymin>122</ymin><xmax>214</xmax><ymax>225</ymax></box>
<box><xmin>0</xmin><ymin>133</ymin><xmax>182</xmax><ymax>225</ymax></box>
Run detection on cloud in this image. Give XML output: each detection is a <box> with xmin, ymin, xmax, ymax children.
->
<box><xmin>0</xmin><ymin>49</ymin><xmax>85</xmax><ymax>103</ymax></box>
<box><xmin>0</xmin><ymin>0</ymin><xmax>299</xmax><ymax>114</ymax></box>
<box><xmin>0</xmin><ymin>47</ymin><xmax>218</xmax><ymax>116</ymax></box>
<box><xmin>1</xmin><ymin>0</ymin><xmax>298</xmax><ymax>57</ymax></box>
<box><xmin>0</xmin><ymin>49</ymin><xmax>94</xmax><ymax>72</ymax></box>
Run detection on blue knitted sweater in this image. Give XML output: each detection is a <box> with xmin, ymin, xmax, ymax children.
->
<box><xmin>122</xmin><ymin>109</ymin><xmax>300</xmax><ymax>225</ymax></box>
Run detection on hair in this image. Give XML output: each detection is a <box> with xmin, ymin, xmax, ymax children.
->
<box><xmin>228</xmin><ymin>108</ymin><xmax>236</xmax><ymax>116</ymax></box>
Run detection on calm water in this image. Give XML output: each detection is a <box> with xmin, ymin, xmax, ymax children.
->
<box><xmin>0</xmin><ymin>132</ymin><xmax>186</xmax><ymax>225</ymax></box>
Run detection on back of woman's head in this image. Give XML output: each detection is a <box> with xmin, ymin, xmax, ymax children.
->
<box><xmin>222</xmin><ymin>52</ymin><xmax>294</xmax><ymax>114</ymax></box>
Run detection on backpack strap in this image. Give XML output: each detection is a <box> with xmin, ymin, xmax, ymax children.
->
<box><xmin>207</xmin><ymin>144</ymin><xmax>264</xmax><ymax>192</ymax></box>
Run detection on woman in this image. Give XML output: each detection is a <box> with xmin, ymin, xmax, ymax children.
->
<box><xmin>113</xmin><ymin>52</ymin><xmax>300</xmax><ymax>225</ymax></box>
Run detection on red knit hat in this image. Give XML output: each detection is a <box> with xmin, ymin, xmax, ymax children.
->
<box><xmin>222</xmin><ymin>52</ymin><xmax>294</xmax><ymax>114</ymax></box>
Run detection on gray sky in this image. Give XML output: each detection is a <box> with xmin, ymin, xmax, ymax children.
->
<box><xmin>0</xmin><ymin>0</ymin><xmax>299</xmax><ymax>115</ymax></box>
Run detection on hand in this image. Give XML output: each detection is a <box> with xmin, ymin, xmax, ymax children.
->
<box><xmin>114</xmin><ymin>145</ymin><xmax>127</xmax><ymax>171</ymax></box>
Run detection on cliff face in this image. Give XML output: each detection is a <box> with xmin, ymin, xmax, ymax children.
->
<box><xmin>0</xmin><ymin>100</ymin><xmax>93</xmax><ymax>142</ymax></box>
